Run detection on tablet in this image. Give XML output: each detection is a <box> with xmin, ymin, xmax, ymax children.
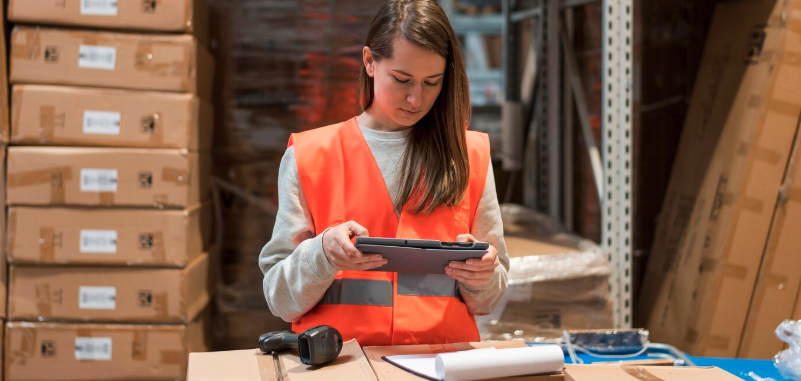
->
<box><xmin>354</xmin><ymin>237</ymin><xmax>488</xmax><ymax>274</ymax></box>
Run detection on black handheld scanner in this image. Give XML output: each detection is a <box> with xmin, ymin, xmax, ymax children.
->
<box><xmin>258</xmin><ymin>325</ymin><xmax>344</xmax><ymax>366</ymax></box>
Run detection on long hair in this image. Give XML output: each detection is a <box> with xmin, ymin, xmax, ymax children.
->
<box><xmin>359</xmin><ymin>0</ymin><xmax>471</xmax><ymax>215</ymax></box>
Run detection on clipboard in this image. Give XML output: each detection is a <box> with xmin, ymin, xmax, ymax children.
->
<box><xmin>354</xmin><ymin>237</ymin><xmax>488</xmax><ymax>274</ymax></box>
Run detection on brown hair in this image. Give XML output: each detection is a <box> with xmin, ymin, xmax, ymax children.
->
<box><xmin>359</xmin><ymin>0</ymin><xmax>471</xmax><ymax>215</ymax></box>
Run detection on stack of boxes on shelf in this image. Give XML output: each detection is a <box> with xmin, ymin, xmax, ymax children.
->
<box><xmin>3</xmin><ymin>1</ymin><xmax>215</xmax><ymax>380</ymax></box>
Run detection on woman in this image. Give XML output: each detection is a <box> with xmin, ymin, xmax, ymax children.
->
<box><xmin>260</xmin><ymin>0</ymin><xmax>509</xmax><ymax>346</ymax></box>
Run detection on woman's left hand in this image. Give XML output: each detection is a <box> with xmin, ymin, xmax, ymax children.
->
<box><xmin>444</xmin><ymin>234</ymin><xmax>499</xmax><ymax>287</ymax></box>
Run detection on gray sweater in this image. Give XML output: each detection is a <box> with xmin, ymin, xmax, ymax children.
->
<box><xmin>259</xmin><ymin>124</ymin><xmax>510</xmax><ymax>322</ymax></box>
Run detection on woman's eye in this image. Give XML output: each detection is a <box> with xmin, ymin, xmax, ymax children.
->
<box><xmin>393</xmin><ymin>76</ymin><xmax>410</xmax><ymax>84</ymax></box>
<box><xmin>424</xmin><ymin>81</ymin><xmax>439</xmax><ymax>87</ymax></box>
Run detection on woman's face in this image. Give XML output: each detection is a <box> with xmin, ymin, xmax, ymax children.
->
<box><xmin>363</xmin><ymin>37</ymin><xmax>446</xmax><ymax>129</ymax></box>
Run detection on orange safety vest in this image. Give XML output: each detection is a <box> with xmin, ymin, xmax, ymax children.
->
<box><xmin>287</xmin><ymin>117</ymin><xmax>490</xmax><ymax>346</ymax></box>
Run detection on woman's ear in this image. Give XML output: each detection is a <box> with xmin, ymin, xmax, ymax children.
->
<box><xmin>363</xmin><ymin>46</ymin><xmax>376</xmax><ymax>77</ymax></box>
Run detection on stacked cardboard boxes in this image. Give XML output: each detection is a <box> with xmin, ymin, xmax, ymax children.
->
<box><xmin>637</xmin><ymin>0</ymin><xmax>801</xmax><ymax>358</ymax></box>
<box><xmin>4</xmin><ymin>1</ymin><xmax>215</xmax><ymax>379</ymax></box>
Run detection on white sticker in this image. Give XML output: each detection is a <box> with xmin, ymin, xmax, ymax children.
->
<box><xmin>80</xmin><ymin>169</ymin><xmax>118</xmax><ymax>192</ymax></box>
<box><xmin>79</xmin><ymin>286</ymin><xmax>117</xmax><ymax>310</ymax></box>
<box><xmin>78</xmin><ymin>45</ymin><xmax>116</xmax><ymax>70</ymax></box>
<box><xmin>75</xmin><ymin>337</ymin><xmax>112</xmax><ymax>361</ymax></box>
<box><xmin>83</xmin><ymin>111</ymin><xmax>121</xmax><ymax>135</ymax></box>
<box><xmin>80</xmin><ymin>230</ymin><xmax>118</xmax><ymax>254</ymax></box>
<box><xmin>80</xmin><ymin>0</ymin><xmax>118</xmax><ymax>16</ymax></box>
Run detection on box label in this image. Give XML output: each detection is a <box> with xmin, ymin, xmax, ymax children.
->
<box><xmin>80</xmin><ymin>230</ymin><xmax>118</xmax><ymax>254</ymax></box>
<box><xmin>75</xmin><ymin>337</ymin><xmax>112</xmax><ymax>361</ymax></box>
<box><xmin>78</xmin><ymin>45</ymin><xmax>117</xmax><ymax>70</ymax></box>
<box><xmin>80</xmin><ymin>169</ymin><xmax>118</xmax><ymax>192</ymax></box>
<box><xmin>79</xmin><ymin>286</ymin><xmax>117</xmax><ymax>310</ymax></box>
<box><xmin>83</xmin><ymin>111</ymin><xmax>121</xmax><ymax>135</ymax></box>
<box><xmin>80</xmin><ymin>0</ymin><xmax>119</xmax><ymax>16</ymax></box>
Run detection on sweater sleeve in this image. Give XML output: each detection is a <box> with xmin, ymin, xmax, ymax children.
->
<box><xmin>457</xmin><ymin>162</ymin><xmax>510</xmax><ymax>315</ymax></box>
<box><xmin>259</xmin><ymin>146</ymin><xmax>339</xmax><ymax>322</ymax></box>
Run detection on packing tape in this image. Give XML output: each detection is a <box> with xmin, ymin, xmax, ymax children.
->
<box><xmin>160</xmin><ymin>350</ymin><xmax>184</xmax><ymax>365</ymax></box>
<box><xmin>11</xmin><ymin>87</ymin><xmax>23</xmax><ymax>138</ymax></box>
<box><xmin>39</xmin><ymin>227</ymin><xmax>56</xmax><ymax>261</ymax></box>
<box><xmin>766</xmin><ymin>98</ymin><xmax>801</xmax><ymax>118</ymax></box>
<box><xmin>747</xmin><ymin>95</ymin><xmax>761</xmax><ymax>109</ymax></box>
<box><xmin>154</xmin><ymin>292</ymin><xmax>169</xmax><ymax>318</ymax></box>
<box><xmin>736</xmin><ymin>142</ymin><xmax>782</xmax><ymax>164</ymax></box>
<box><xmin>8</xmin><ymin>209</ymin><xmax>17</xmax><ymax>257</ymax></box>
<box><xmin>35</xmin><ymin>284</ymin><xmax>52</xmax><ymax>317</ymax></box>
<box><xmin>7</xmin><ymin>166</ymin><xmax>73</xmax><ymax>204</ymax></box>
<box><xmin>684</xmin><ymin>328</ymin><xmax>699</xmax><ymax>345</ymax></box>
<box><xmin>707</xmin><ymin>335</ymin><xmax>731</xmax><ymax>351</ymax></box>
<box><xmin>76</xmin><ymin>328</ymin><xmax>94</xmax><ymax>338</ymax></box>
<box><xmin>256</xmin><ymin>353</ymin><xmax>282</xmax><ymax>381</ymax></box>
<box><xmin>11</xmin><ymin>27</ymin><xmax>41</xmax><ymax>60</ymax></box>
<box><xmin>154</xmin><ymin>194</ymin><xmax>169</xmax><ymax>206</ymax></box>
<box><xmin>133</xmin><ymin>329</ymin><xmax>147</xmax><ymax>361</ymax></box>
<box><xmin>782</xmin><ymin>51</ymin><xmax>801</xmax><ymax>68</ymax></box>
<box><xmin>134</xmin><ymin>40</ymin><xmax>189</xmax><ymax>78</ymax></box>
<box><xmin>98</xmin><ymin>192</ymin><xmax>115</xmax><ymax>205</ymax></box>
<box><xmin>151</xmin><ymin>231</ymin><xmax>166</xmax><ymax>263</ymax></box>
<box><xmin>621</xmin><ymin>365</ymin><xmax>666</xmax><ymax>381</ymax></box>
<box><xmin>185</xmin><ymin>0</ymin><xmax>193</xmax><ymax>30</ymax></box>
<box><xmin>12</xmin><ymin>325</ymin><xmax>37</xmax><ymax>367</ymax></box>
<box><xmin>162</xmin><ymin>167</ymin><xmax>189</xmax><ymax>185</ymax></box>
<box><xmin>761</xmin><ymin>273</ymin><xmax>789</xmax><ymax>288</ymax></box>
<box><xmin>39</xmin><ymin>105</ymin><xmax>56</xmax><ymax>141</ymax></box>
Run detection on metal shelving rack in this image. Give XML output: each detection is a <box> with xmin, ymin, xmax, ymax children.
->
<box><xmin>442</xmin><ymin>0</ymin><xmax>633</xmax><ymax>329</ymax></box>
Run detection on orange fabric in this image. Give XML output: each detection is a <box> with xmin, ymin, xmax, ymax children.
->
<box><xmin>288</xmin><ymin>117</ymin><xmax>490</xmax><ymax>346</ymax></box>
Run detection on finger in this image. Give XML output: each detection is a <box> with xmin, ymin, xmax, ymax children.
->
<box><xmin>345</xmin><ymin>221</ymin><xmax>370</xmax><ymax>238</ymax></box>
<box><xmin>336</xmin><ymin>234</ymin><xmax>363</xmax><ymax>258</ymax></box>
<box><xmin>348</xmin><ymin>254</ymin><xmax>385</xmax><ymax>264</ymax></box>
<box><xmin>450</xmin><ymin>260</ymin><xmax>495</xmax><ymax>272</ymax></box>
<box><xmin>445</xmin><ymin>267</ymin><xmax>487</xmax><ymax>280</ymax></box>
<box><xmin>445</xmin><ymin>270</ymin><xmax>486</xmax><ymax>286</ymax></box>
<box><xmin>358</xmin><ymin>259</ymin><xmax>389</xmax><ymax>271</ymax></box>
<box><xmin>456</xmin><ymin>234</ymin><xmax>477</xmax><ymax>243</ymax></box>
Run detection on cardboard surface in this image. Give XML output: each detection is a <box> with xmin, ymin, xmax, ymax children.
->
<box><xmin>564</xmin><ymin>364</ymin><xmax>743</xmax><ymax>381</ymax></box>
<box><xmin>8</xmin><ymin>252</ymin><xmax>210</xmax><ymax>323</ymax></box>
<box><xmin>9</xmin><ymin>26</ymin><xmax>214</xmax><ymax>100</ymax></box>
<box><xmin>738</xmin><ymin>128</ymin><xmax>801</xmax><ymax>358</ymax></box>
<box><xmin>7</xmin><ymin>147</ymin><xmax>209</xmax><ymax>208</ymax></box>
<box><xmin>0</xmin><ymin>147</ymin><xmax>7</xmax><ymax>319</ymax></box>
<box><xmin>7</xmin><ymin>0</ymin><xmax>209</xmax><ymax>45</ymax></box>
<box><xmin>5</xmin><ymin>319</ymin><xmax>206</xmax><ymax>381</ymax></box>
<box><xmin>10</xmin><ymin>85</ymin><xmax>214</xmax><ymax>149</ymax></box>
<box><xmin>636</xmin><ymin>0</ymin><xmax>801</xmax><ymax>357</ymax></box>
<box><xmin>363</xmin><ymin>341</ymin><xmax>564</xmax><ymax>381</ymax></box>
<box><xmin>187</xmin><ymin>339</ymin><xmax>377</xmax><ymax>381</ymax></box>
<box><xmin>7</xmin><ymin>204</ymin><xmax>211</xmax><ymax>266</ymax></box>
<box><xmin>0</xmin><ymin>4</ymin><xmax>9</xmax><ymax>143</ymax></box>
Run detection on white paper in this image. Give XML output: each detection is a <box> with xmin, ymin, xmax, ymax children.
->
<box><xmin>80</xmin><ymin>230</ymin><xmax>118</xmax><ymax>254</ymax></box>
<box><xmin>83</xmin><ymin>111</ymin><xmax>121</xmax><ymax>135</ymax></box>
<box><xmin>385</xmin><ymin>345</ymin><xmax>563</xmax><ymax>381</ymax></box>
<box><xmin>79</xmin><ymin>286</ymin><xmax>116</xmax><ymax>310</ymax></box>
<box><xmin>79</xmin><ymin>45</ymin><xmax>117</xmax><ymax>70</ymax></box>
<box><xmin>80</xmin><ymin>169</ymin><xmax>118</xmax><ymax>192</ymax></box>
<box><xmin>75</xmin><ymin>337</ymin><xmax>112</xmax><ymax>360</ymax></box>
<box><xmin>80</xmin><ymin>0</ymin><xmax>118</xmax><ymax>16</ymax></box>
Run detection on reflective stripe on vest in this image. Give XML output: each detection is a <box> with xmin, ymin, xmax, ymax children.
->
<box><xmin>397</xmin><ymin>274</ymin><xmax>459</xmax><ymax>297</ymax></box>
<box><xmin>320</xmin><ymin>279</ymin><xmax>393</xmax><ymax>306</ymax></box>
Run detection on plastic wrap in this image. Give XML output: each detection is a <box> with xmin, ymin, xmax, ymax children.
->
<box><xmin>477</xmin><ymin>204</ymin><xmax>614</xmax><ymax>342</ymax></box>
<box><xmin>775</xmin><ymin>320</ymin><xmax>801</xmax><ymax>381</ymax></box>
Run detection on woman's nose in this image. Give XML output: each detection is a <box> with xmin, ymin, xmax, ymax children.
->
<box><xmin>407</xmin><ymin>87</ymin><xmax>423</xmax><ymax>108</ymax></box>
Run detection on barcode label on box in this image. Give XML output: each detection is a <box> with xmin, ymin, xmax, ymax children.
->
<box><xmin>80</xmin><ymin>230</ymin><xmax>118</xmax><ymax>254</ymax></box>
<box><xmin>83</xmin><ymin>111</ymin><xmax>121</xmax><ymax>135</ymax></box>
<box><xmin>75</xmin><ymin>337</ymin><xmax>112</xmax><ymax>361</ymax></box>
<box><xmin>79</xmin><ymin>286</ymin><xmax>116</xmax><ymax>310</ymax></box>
<box><xmin>79</xmin><ymin>45</ymin><xmax>116</xmax><ymax>70</ymax></box>
<box><xmin>81</xmin><ymin>0</ymin><xmax>118</xmax><ymax>16</ymax></box>
<box><xmin>80</xmin><ymin>169</ymin><xmax>118</xmax><ymax>192</ymax></box>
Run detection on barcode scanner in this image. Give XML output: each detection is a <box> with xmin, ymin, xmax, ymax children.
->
<box><xmin>258</xmin><ymin>325</ymin><xmax>343</xmax><ymax>366</ymax></box>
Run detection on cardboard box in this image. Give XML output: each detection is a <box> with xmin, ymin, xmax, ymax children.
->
<box><xmin>737</xmin><ymin>133</ymin><xmax>801</xmax><ymax>358</ymax></box>
<box><xmin>9</xmin><ymin>85</ymin><xmax>214</xmax><ymax>149</ymax></box>
<box><xmin>564</xmin><ymin>364</ymin><xmax>742</xmax><ymax>381</ymax></box>
<box><xmin>0</xmin><ymin>147</ymin><xmax>7</xmax><ymax>319</ymax></box>
<box><xmin>0</xmin><ymin>5</ymin><xmax>9</xmax><ymax>144</ymax></box>
<box><xmin>8</xmin><ymin>204</ymin><xmax>211</xmax><ymax>266</ymax></box>
<box><xmin>7</xmin><ymin>147</ymin><xmax>209</xmax><ymax>208</ymax></box>
<box><xmin>6</xmin><ymin>319</ymin><xmax>207</xmax><ymax>381</ymax></box>
<box><xmin>9</xmin><ymin>26</ymin><xmax>214</xmax><ymax>100</ymax></box>
<box><xmin>363</xmin><ymin>341</ymin><xmax>564</xmax><ymax>381</ymax></box>
<box><xmin>212</xmin><ymin>309</ymin><xmax>290</xmax><ymax>351</ymax></box>
<box><xmin>7</xmin><ymin>0</ymin><xmax>209</xmax><ymax>45</ymax></box>
<box><xmin>8</xmin><ymin>252</ymin><xmax>209</xmax><ymax>323</ymax></box>
<box><xmin>636</xmin><ymin>0</ymin><xmax>801</xmax><ymax>357</ymax></box>
<box><xmin>187</xmin><ymin>339</ymin><xmax>376</xmax><ymax>381</ymax></box>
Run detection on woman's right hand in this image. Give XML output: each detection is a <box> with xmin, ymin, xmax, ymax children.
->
<box><xmin>322</xmin><ymin>221</ymin><xmax>387</xmax><ymax>271</ymax></box>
